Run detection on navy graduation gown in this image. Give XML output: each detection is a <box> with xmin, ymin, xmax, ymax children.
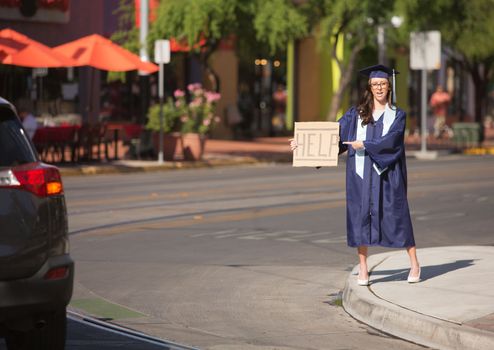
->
<box><xmin>338</xmin><ymin>107</ymin><xmax>415</xmax><ymax>248</ymax></box>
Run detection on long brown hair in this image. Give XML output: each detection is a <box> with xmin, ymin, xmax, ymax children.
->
<box><xmin>357</xmin><ymin>79</ymin><xmax>392</xmax><ymax>126</ymax></box>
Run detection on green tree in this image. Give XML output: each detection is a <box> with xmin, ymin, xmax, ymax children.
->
<box><xmin>150</xmin><ymin>0</ymin><xmax>238</xmax><ymax>91</ymax></box>
<box><xmin>149</xmin><ymin>0</ymin><xmax>308</xmax><ymax>92</ymax></box>
<box><xmin>253</xmin><ymin>0</ymin><xmax>309</xmax><ymax>55</ymax></box>
<box><xmin>399</xmin><ymin>0</ymin><xmax>494</xmax><ymax>123</ymax></box>
<box><xmin>311</xmin><ymin>0</ymin><xmax>398</xmax><ymax>120</ymax></box>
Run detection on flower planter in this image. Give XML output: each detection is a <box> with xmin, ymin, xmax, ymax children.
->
<box><xmin>152</xmin><ymin>132</ymin><xmax>182</xmax><ymax>160</ymax></box>
<box><xmin>181</xmin><ymin>133</ymin><xmax>206</xmax><ymax>161</ymax></box>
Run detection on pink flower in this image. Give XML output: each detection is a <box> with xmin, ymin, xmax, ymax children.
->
<box><xmin>187</xmin><ymin>83</ymin><xmax>202</xmax><ymax>92</ymax></box>
<box><xmin>174</xmin><ymin>89</ymin><xmax>185</xmax><ymax>98</ymax></box>
<box><xmin>214</xmin><ymin>116</ymin><xmax>221</xmax><ymax>123</ymax></box>
<box><xmin>180</xmin><ymin>115</ymin><xmax>189</xmax><ymax>122</ymax></box>
<box><xmin>205</xmin><ymin>92</ymin><xmax>221</xmax><ymax>103</ymax></box>
<box><xmin>175</xmin><ymin>100</ymin><xmax>182</xmax><ymax>107</ymax></box>
<box><xmin>189</xmin><ymin>98</ymin><xmax>202</xmax><ymax>108</ymax></box>
<box><xmin>203</xmin><ymin>119</ymin><xmax>211</xmax><ymax>126</ymax></box>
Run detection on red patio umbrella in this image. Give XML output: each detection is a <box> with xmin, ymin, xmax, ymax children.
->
<box><xmin>53</xmin><ymin>34</ymin><xmax>158</xmax><ymax>73</ymax></box>
<box><xmin>0</xmin><ymin>28</ymin><xmax>75</xmax><ymax>68</ymax></box>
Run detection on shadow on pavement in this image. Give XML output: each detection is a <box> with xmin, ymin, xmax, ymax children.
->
<box><xmin>369</xmin><ymin>259</ymin><xmax>476</xmax><ymax>284</ymax></box>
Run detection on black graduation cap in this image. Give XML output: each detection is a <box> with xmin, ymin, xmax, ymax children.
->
<box><xmin>359</xmin><ymin>64</ymin><xmax>399</xmax><ymax>105</ymax></box>
<box><xmin>359</xmin><ymin>64</ymin><xmax>398</xmax><ymax>78</ymax></box>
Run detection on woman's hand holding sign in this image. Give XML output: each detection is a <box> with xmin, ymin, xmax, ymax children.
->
<box><xmin>343</xmin><ymin>140</ymin><xmax>364</xmax><ymax>150</ymax></box>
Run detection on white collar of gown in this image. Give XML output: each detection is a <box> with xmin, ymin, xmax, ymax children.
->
<box><xmin>355</xmin><ymin>104</ymin><xmax>397</xmax><ymax>178</ymax></box>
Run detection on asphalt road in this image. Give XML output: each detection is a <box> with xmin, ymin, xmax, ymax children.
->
<box><xmin>62</xmin><ymin>155</ymin><xmax>494</xmax><ymax>350</ymax></box>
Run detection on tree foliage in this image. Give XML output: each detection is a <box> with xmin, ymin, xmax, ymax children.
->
<box><xmin>308</xmin><ymin>0</ymin><xmax>397</xmax><ymax>120</ymax></box>
<box><xmin>399</xmin><ymin>0</ymin><xmax>494</xmax><ymax>62</ymax></box>
<box><xmin>150</xmin><ymin>0</ymin><xmax>239</xmax><ymax>51</ymax></box>
<box><xmin>112</xmin><ymin>0</ymin><xmax>139</xmax><ymax>53</ymax></box>
<box><xmin>148</xmin><ymin>0</ymin><xmax>310</xmax><ymax>90</ymax></box>
<box><xmin>253</xmin><ymin>0</ymin><xmax>309</xmax><ymax>55</ymax></box>
<box><xmin>149</xmin><ymin>0</ymin><xmax>245</xmax><ymax>91</ymax></box>
<box><xmin>399</xmin><ymin>0</ymin><xmax>494</xmax><ymax>122</ymax></box>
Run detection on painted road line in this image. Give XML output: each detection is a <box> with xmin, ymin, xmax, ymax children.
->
<box><xmin>312</xmin><ymin>236</ymin><xmax>347</xmax><ymax>244</ymax></box>
<box><xmin>289</xmin><ymin>231</ymin><xmax>329</xmax><ymax>239</ymax></box>
<box><xmin>68</xmin><ymin>310</ymin><xmax>199</xmax><ymax>350</ymax></box>
<box><xmin>190</xmin><ymin>229</ymin><xmax>236</xmax><ymax>238</ymax></box>
<box><xmin>215</xmin><ymin>230</ymin><xmax>262</xmax><ymax>238</ymax></box>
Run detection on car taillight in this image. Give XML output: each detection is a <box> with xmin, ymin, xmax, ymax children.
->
<box><xmin>44</xmin><ymin>266</ymin><xmax>69</xmax><ymax>280</ymax></box>
<box><xmin>0</xmin><ymin>165</ymin><xmax>64</xmax><ymax>197</ymax></box>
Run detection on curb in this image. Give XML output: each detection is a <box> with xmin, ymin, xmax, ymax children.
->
<box><xmin>342</xmin><ymin>261</ymin><xmax>494</xmax><ymax>350</ymax></box>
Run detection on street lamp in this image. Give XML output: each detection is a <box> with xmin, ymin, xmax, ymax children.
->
<box><xmin>377</xmin><ymin>16</ymin><xmax>403</xmax><ymax>64</ymax></box>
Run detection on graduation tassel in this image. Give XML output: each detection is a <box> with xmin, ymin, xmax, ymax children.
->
<box><xmin>392</xmin><ymin>69</ymin><xmax>397</xmax><ymax>107</ymax></box>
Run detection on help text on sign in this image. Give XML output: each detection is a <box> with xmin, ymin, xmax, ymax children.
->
<box><xmin>293</xmin><ymin>122</ymin><xmax>339</xmax><ymax>167</ymax></box>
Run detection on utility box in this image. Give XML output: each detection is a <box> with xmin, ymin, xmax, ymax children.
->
<box><xmin>452</xmin><ymin>122</ymin><xmax>481</xmax><ymax>148</ymax></box>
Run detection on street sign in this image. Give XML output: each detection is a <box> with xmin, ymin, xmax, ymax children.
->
<box><xmin>410</xmin><ymin>31</ymin><xmax>441</xmax><ymax>70</ymax></box>
<box><xmin>154</xmin><ymin>39</ymin><xmax>170</xmax><ymax>64</ymax></box>
<box><xmin>292</xmin><ymin>122</ymin><xmax>339</xmax><ymax>167</ymax></box>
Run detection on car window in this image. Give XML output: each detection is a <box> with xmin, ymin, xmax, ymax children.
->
<box><xmin>0</xmin><ymin>107</ymin><xmax>38</xmax><ymax>167</ymax></box>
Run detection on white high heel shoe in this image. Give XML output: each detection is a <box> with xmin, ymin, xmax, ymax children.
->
<box><xmin>357</xmin><ymin>271</ymin><xmax>369</xmax><ymax>286</ymax></box>
<box><xmin>407</xmin><ymin>267</ymin><xmax>421</xmax><ymax>283</ymax></box>
<box><xmin>357</xmin><ymin>278</ymin><xmax>369</xmax><ymax>286</ymax></box>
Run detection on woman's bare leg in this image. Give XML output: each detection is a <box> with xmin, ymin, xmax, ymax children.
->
<box><xmin>358</xmin><ymin>246</ymin><xmax>368</xmax><ymax>280</ymax></box>
<box><xmin>406</xmin><ymin>246</ymin><xmax>420</xmax><ymax>278</ymax></box>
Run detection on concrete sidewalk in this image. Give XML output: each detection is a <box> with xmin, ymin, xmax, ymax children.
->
<box><xmin>343</xmin><ymin>246</ymin><xmax>494</xmax><ymax>350</ymax></box>
<box><xmin>57</xmin><ymin>137</ymin><xmax>293</xmax><ymax>176</ymax></box>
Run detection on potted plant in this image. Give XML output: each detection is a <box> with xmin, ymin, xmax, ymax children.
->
<box><xmin>176</xmin><ymin>84</ymin><xmax>221</xmax><ymax>160</ymax></box>
<box><xmin>146</xmin><ymin>98</ymin><xmax>183</xmax><ymax>160</ymax></box>
<box><xmin>147</xmin><ymin>84</ymin><xmax>221</xmax><ymax>161</ymax></box>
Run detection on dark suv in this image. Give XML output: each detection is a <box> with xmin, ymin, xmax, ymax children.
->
<box><xmin>0</xmin><ymin>98</ymin><xmax>73</xmax><ymax>350</ymax></box>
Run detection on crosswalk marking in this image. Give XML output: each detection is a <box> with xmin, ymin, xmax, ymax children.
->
<box><xmin>290</xmin><ymin>231</ymin><xmax>328</xmax><ymax>239</ymax></box>
<box><xmin>238</xmin><ymin>235</ymin><xmax>266</xmax><ymax>240</ymax></box>
<box><xmin>216</xmin><ymin>230</ymin><xmax>261</xmax><ymax>238</ymax></box>
<box><xmin>275</xmin><ymin>237</ymin><xmax>299</xmax><ymax>242</ymax></box>
<box><xmin>191</xmin><ymin>229</ymin><xmax>236</xmax><ymax>238</ymax></box>
<box><xmin>312</xmin><ymin>237</ymin><xmax>346</xmax><ymax>243</ymax></box>
<box><xmin>190</xmin><ymin>229</ymin><xmax>346</xmax><ymax>245</ymax></box>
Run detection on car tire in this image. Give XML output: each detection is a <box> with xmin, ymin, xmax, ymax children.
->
<box><xmin>5</xmin><ymin>308</ymin><xmax>67</xmax><ymax>350</ymax></box>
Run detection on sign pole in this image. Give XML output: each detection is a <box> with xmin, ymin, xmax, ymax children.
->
<box><xmin>158</xmin><ymin>61</ymin><xmax>164</xmax><ymax>164</ymax></box>
<box><xmin>154</xmin><ymin>39</ymin><xmax>171</xmax><ymax>164</ymax></box>
<box><xmin>420</xmin><ymin>69</ymin><xmax>427</xmax><ymax>154</ymax></box>
<box><xmin>410</xmin><ymin>31</ymin><xmax>441</xmax><ymax>160</ymax></box>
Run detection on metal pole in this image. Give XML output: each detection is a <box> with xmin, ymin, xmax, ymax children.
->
<box><xmin>377</xmin><ymin>25</ymin><xmax>387</xmax><ymax>65</ymax></box>
<box><xmin>139</xmin><ymin>0</ymin><xmax>149</xmax><ymax>63</ymax></box>
<box><xmin>286</xmin><ymin>40</ymin><xmax>295</xmax><ymax>130</ymax></box>
<box><xmin>421</xmin><ymin>69</ymin><xmax>427</xmax><ymax>153</ymax></box>
<box><xmin>158</xmin><ymin>62</ymin><xmax>164</xmax><ymax>164</ymax></box>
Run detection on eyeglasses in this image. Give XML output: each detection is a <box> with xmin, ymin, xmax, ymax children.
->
<box><xmin>370</xmin><ymin>82</ymin><xmax>389</xmax><ymax>89</ymax></box>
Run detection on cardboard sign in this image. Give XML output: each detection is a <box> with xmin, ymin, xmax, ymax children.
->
<box><xmin>293</xmin><ymin>122</ymin><xmax>340</xmax><ymax>167</ymax></box>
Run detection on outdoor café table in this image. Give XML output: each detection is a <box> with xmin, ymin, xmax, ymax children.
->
<box><xmin>32</xmin><ymin>125</ymin><xmax>79</xmax><ymax>163</ymax></box>
<box><xmin>104</xmin><ymin>123</ymin><xmax>143</xmax><ymax>160</ymax></box>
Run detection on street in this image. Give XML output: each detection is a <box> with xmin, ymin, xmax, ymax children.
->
<box><xmin>63</xmin><ymin>155</ymin><xmax>493</xmax><ymax>349</ymax></box>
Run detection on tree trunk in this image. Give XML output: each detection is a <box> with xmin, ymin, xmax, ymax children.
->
<box><xmin>327</xmin><ymin>77</ymin><xmax>348</xmax><ymax>121</ymax></box>
<box><xmin>200</xmin><ymin>40</ymin><xmax>221</xmax><ymax>93</ymax></box>
<box><xmin>470</xmin><ymin>63</ymin><xmax>487</xmax><ymax>124</ymax></box>
<box><xmin>205</xmin><ymin>65</ymin><xmax>221</xmax><ymax>93</ymax></box>
<box><xmin>325</xmin><ymin>37</ymin><xmax>364</xmax><ymax>121</ymax></box>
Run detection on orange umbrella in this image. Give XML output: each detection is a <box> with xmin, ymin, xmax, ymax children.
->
<box><xmin>53</xmin><ymin>34</ymin><xmax>158</xmax><ymax>73</ymax></box>
<box><xmin>0</xmin><ymin>28</ymin><xmax>75</xmax><ymax>68</ymax></box>
<box><xmin>170</xmin><ymin>37</ymin><xmax>207</xmax><ymax>52</ymax></box>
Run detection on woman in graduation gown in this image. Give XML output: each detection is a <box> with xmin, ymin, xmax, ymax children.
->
<box><xmin>291</xmin><ymin>64</ymin><xmax>420</xmax><ymax>286</ymax></box>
